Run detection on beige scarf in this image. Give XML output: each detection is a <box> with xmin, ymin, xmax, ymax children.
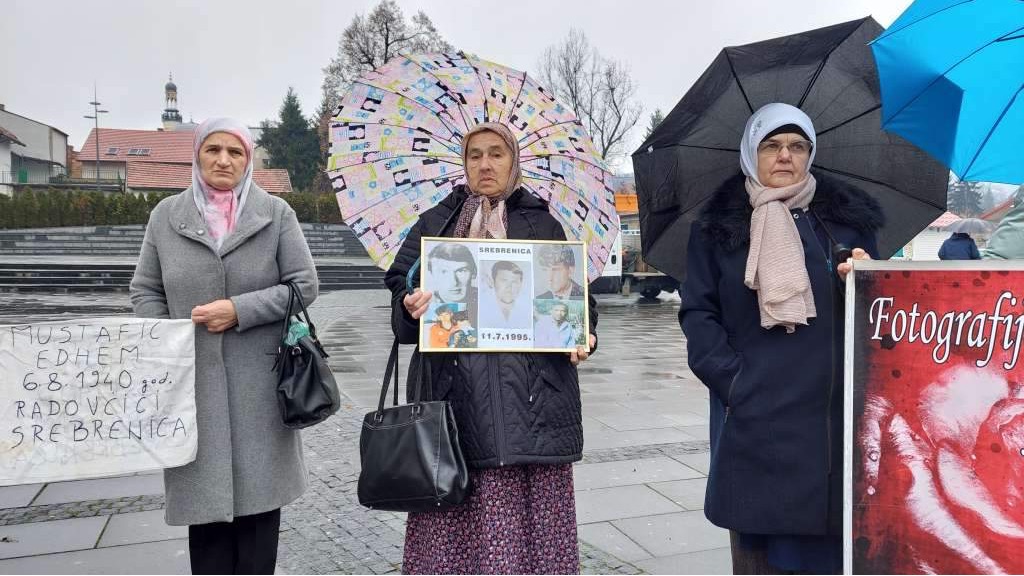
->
<box><xmin>744</xmin><ymin>174</ymin><xmax>818</xmax><ymax>333</ymax></box>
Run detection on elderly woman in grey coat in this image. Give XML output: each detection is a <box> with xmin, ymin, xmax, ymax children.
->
<box><xmin>130</xmin><ymin>117</ymin><xmax>318</xmax><ymax>575</ymax></box>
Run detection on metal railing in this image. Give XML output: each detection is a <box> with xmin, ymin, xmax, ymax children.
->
<box><xmin>0</xmin><ymin>167</ymin><xmax>124</xmax><ymax>187</ymax></box>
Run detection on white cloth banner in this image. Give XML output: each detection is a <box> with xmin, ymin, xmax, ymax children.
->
<box><xmin>0</xmin><ymin>318</ymin><xmax>197</xmax><ymax>485</ymax></box>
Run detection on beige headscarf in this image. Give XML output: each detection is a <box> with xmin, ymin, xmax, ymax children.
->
<box><xmin>453</xmin><ymin>122</ymin><xmax>523</xmax><ymax>239</ymax></box>
<box><xmin>740</xmin><ymin>104</ymin><xmax>818</xmax><ymax>333</ymax></box>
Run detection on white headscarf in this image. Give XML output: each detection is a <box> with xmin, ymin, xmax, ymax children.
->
<box><xmin>739</xmin><ymin>103</ymin><xmax>817</xmax><ymax>187</ymax></box>
<box><xmin>191</xmin><ymin>118</ymin><xmax>254</xmax><ymax>248</ymax></box>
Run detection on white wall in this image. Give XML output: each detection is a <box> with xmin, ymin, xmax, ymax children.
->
<box><xmin>0</xmin><ymin>140</ymin><xmax>11</xmax><ymax>173</ymax></box>
<box><xmin>80</xmin><ymin>161</ymin><xmax>126</xmax><ymax>179</ymax></box>
<box><xmin>0</xmin><ymin>109</ymin><xmax>68</xmax><ymax>167</ymax></box>
<box><xmin>0</xmin><ymin>140</ymin><xmax>11</xmax><ymax>196</ymax></box>
<box><xmin>909</xmin><ymin>229</ymin><xmax>948</xmax><ymax>261</ymax></box>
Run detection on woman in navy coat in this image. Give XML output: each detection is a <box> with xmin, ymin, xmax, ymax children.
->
<box><xmin>680</xmin><ymin>103</ymin><xmax>882</xmax><ymax>574</ymax></box>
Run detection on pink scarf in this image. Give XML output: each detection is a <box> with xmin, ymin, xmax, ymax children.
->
<box><xmin>744</xmin><ymin>174</ymin><xmax>818</xmax><ymax>333</ymax></box>
<box><xmin>203</xmin><ymin>186</ymin><xmax>238</xmax><ymax>242</ymax></box>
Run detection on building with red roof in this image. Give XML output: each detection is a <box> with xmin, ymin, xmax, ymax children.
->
<box><xmin>77</xmin><ymin>127</ymin><xmax>292</xmax><ymax>195</ymax></box>
<box><xmin>74</xmin><ymin>77</ymin><xmax>289</xmax><ymax>195</ymax></box>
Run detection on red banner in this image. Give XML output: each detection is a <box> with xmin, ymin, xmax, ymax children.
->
<box><xmin>847</xmin><ymin>262</ymin><xmax>1024</xmax><ymax>575</ymax></box>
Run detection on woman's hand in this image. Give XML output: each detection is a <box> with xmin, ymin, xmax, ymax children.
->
<box><xmin>403</xmin><ymin>289</ymin><xmax>433</xmax><ymax>320</ymax></box>
<box><xmin>191</xmin><ymin>299</ymin><xmax>238</xmax><ymax>333</ymax></box>
<box><xmin>570</xmin><ymin>334</ymin><xmax>598</xmax><ymax>366</ymax></box>
<box><xmin>837</xmin><ymin>247</ymin><xmax>872</xmax><ymax>279</ymax></box>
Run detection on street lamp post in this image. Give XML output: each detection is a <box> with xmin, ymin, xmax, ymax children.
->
<box><xmin>83</xmin><ymin>84</ymin><xmax>108</xmax><ymax>192</ymax></box>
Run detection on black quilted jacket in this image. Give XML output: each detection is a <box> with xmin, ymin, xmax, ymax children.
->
<box><xmin>384</xmin><ymin>185</ymin><xmax>598</xmax><ymax>468</ymax></box>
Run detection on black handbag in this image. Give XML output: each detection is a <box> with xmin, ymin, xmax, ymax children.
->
<box><xmin>272</xmin><ymin>282</ymin><xmax>341</xmax><ymax>429</ymax></box>
<box><xmin>357</xmin><ymin>340</ymin><xmax>470</xmax><ymax>512</ymax></box>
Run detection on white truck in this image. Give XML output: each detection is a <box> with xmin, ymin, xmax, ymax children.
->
<box><xmin>592</xmin><ymin>230</ymin><xmax>680</xmax><ymax>299</ymax></box>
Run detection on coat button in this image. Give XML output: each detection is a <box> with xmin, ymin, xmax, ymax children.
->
<box><xmin>793</xmin><ymin>213</ymin><xmax>800</xmax><ymax>219</ymax></box>
<box><xmin>197</xmin><ymin>229</ymin><xmax>205</xmax><ymax>236</ymax></box>
<box><xmin>178</xmin><ymin>223</ymin><xmax>187</xmax><ymax>230</ymax></box>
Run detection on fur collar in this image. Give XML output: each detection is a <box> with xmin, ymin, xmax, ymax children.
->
<box><xmin>697</xmin><ymin>171</ymin><xmax>884</xmax><ymax>251</ymax></box>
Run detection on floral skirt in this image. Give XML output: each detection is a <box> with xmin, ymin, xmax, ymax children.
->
<box><xmin>402</xmin><ymin>463</ymin><xmax>579</xmax><ymax>574</ymax></box>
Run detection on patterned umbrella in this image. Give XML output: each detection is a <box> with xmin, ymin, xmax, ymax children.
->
<box><xmin>327</xmin><ymin>52</ymin><xmax>620</xmax><ymax>278</ymax></box>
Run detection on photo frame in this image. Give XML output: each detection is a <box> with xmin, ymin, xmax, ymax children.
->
<box><xmin>418</xmin><ymin>237</ymin><xmax>589</xmax><ymax>353</ymax></box>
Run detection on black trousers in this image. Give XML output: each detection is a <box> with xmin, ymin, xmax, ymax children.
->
<box><xmin>188</xmin><ymin>509</ymin><xmax>281</xmax><ymax>575</ymax></box>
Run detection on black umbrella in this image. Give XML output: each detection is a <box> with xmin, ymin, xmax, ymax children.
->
<box><xmin>632</xmin><ymin>17</ymin><xmax>949</xmax><ymax>282</ymax></box>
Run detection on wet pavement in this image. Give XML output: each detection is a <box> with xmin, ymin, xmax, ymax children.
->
<box><xmin>0</xmin><ymin>289</ymin><xmax>729</xmax><ymax>574</ymax></box>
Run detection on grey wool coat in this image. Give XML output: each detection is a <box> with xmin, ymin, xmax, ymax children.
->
<box><xmin>129</xmin><ymin>184</ymin><xmax>318</xmax><ymax>526</ymax></box>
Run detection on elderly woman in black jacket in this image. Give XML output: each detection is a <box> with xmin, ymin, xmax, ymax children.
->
<box><xmin>384</xmin><ymin>122</ymin><xmax>598</xmax><ymax>574</ymax></box>
<box><xmin>680</xmin><ymin>103</ymin><xmax>881</xmax><ymax>574</ymax></box>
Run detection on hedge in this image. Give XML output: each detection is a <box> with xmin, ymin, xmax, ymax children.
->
<box><xmin>0</xmin><ymin>188</ymin><xmax>344</xmax><ymax>229</ymax></box>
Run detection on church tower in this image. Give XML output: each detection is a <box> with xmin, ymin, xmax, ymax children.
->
<box><xmin>161</xmin><ymin>74</ymin><xmax>182</xmax><ymax>131</ymax></box>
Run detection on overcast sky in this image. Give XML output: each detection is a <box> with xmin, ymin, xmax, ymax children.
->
<box><xmin>3</xmin><ymin>0</ymin><xmax>910</xmax><ymax>171</ymax></box>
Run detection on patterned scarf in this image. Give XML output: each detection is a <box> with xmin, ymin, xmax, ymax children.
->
<box><xmin>453</xmin><ymin>123</ymin><xmax>522</xmax><ymax>239</ymax></box>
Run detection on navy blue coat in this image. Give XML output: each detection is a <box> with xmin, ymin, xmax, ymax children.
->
<box><xmin>680</xmin><ymin>172</ymin><xmax>882</xmax><ymax>536</ymax></box>
<box><xmin>384</xmin><ymin>185</ymin><xmax>598</xmax><ymax>469</ymax></box>
<box><xmin>938</xmin><ymin>233</ymin><xmax>981</xmax><ymax>260</ymax></box>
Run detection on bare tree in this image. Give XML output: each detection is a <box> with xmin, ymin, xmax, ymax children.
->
<box><xmin>537</xmin><ymin>29</ymin><xmax>642</xmax><ymax>161</ymax></box>
<box><xmin>320</xmin><ymin>0</ymin><xmax>452</xmax><ymax>115</ymax></box>
<box><xmin>313</xmin><ymin>0</ymin><xmax>452</xmax><ymax>193</ymax></box>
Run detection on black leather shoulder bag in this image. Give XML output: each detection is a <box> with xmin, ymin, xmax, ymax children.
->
<box><xmin>273</xmin><ymin>281</ymin><xmax>341</xmax><ymax>429</ymax></box>
<box><xmin>357</xmin><ymin>340</ymin><xmax>470</xmax><ymax>512</ymax></box>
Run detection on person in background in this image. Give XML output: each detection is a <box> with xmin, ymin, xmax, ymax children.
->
<box><xmin>982</xmin><ymin>185</ymin><xmax>1024</xmax><ymax>259</ymax></box>
<box><xmin>938</xmin><ymin>232</ymin><xmax>981</xmax><ymax>260</ymax></box>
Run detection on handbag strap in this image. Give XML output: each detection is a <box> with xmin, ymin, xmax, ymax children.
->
<box><xmin>373</xmin><ymin>340</ymin><xmax>434</xmax><ymax>419</ymax></box>
<box><xmin>277</xmin><ymin>282</ymin><xmax>299</xmax><ymax>347</ymax></box>
<box><xmin>286</xmin><ymin>281</ymin><xmax>318</xmax><ymax>337</ymax></box>
<box><xmin>375</xmin><ymin>339</ymin><xmax>401</xmax><ymax>417</ymax></box>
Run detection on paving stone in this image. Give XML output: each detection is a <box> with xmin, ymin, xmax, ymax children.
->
<box><xmin>575</xmin><ymin>485</ymin><xmax>682</xmax><ymax>525</ymax></box>
<box><xmin>97</xmin><ymin>509</ymin><xmax>186</xmax><ymax>547</ymax></box>
<box><xmin>613</xmin><ymin>511</ymin><xmax>730</xmax><ymax>557</ymax></box>
<box><xmin>0</xmin><ymin>538</ymin><xmax>189</xmax><ymax>574</ymax></box>
<box><xmin>573</xmin><ymin>457</ymin><xmax>703</xmax><ymax>491</ymax></box>
<box><xmin>577</xmin><ymin>522</ymin><xmax>652</xmax><ymax>563</ymax></box>
<box><xmin>0</xmin><ymin>484</ymin><xmax>44</xmax><ymax>509</ymax></box>
<box><xmin>634</xmin><ymin>546</ymin><xmax>732</xmax><ymax>575</ymax></box>
<box><xmin>33</xmin><ymin>475</ymin><xmax>163</xmax><ymax>506</ymax></box>
<box><xmin>590</xmin><ymin>412</ymin><xmax>684</xmax><ymax>432</ymax></box>
<box><xmin>649</xmin><ymin>478</ymin><xmax>708</xmax><ymax>510</ymax></box>
<box><xmin>584</xmin><ymin>427</ymin><xmax>702</xmax><ymax>450</ymax></box>
<box><xmin>671</xmin><ymin>453</ymin><xmax>712</xmax><ymax>475</ymax></box>
<box><xmin>0</xmin><ymin>516</ymin><xmax>107</xmax><ymax>559</ymax></box>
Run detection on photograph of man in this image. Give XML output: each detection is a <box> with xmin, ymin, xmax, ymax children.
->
<box><xmin>478</xmin><ymin>260</ymin><xmax>532</xmax><ymax>330</ymax></box>
<box><xmin>423</xmin><ymin>242</ymin><xmax>479</xmax><ymax>338</ymax></box>
<box><xmin>427</xmin><ymin>243</ymin><xmax>477</xmax><ymax>305</ymax></box>
<box><xmin>536</xmin><ymin>246</ymin><xmax>585</xmax><ymax>300</ymax></box>
<box><xmin>534</xmin><ymin>301</ymin><xmax>582</xmax><ymax>349</ymax></box>
<box><xmin>428</xmin><ymin>303</ymin><xmax>460</xmax><ymax>348</ymax></box>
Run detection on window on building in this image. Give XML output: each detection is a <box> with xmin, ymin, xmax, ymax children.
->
<box><xmin>106</xmin><ymin>147</ymin><xmax>119</xmax><ymax>155</ymax></box>
<box><xmin>127</xmin><ymin>148</ymin><xmax>152</xmax><ymax>156</ymax></box>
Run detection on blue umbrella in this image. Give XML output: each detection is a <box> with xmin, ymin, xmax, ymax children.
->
<box><xmin>871</xmin><ymin>0</ymin><xmax>1024</xmax><ymax>184</ymax></box>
